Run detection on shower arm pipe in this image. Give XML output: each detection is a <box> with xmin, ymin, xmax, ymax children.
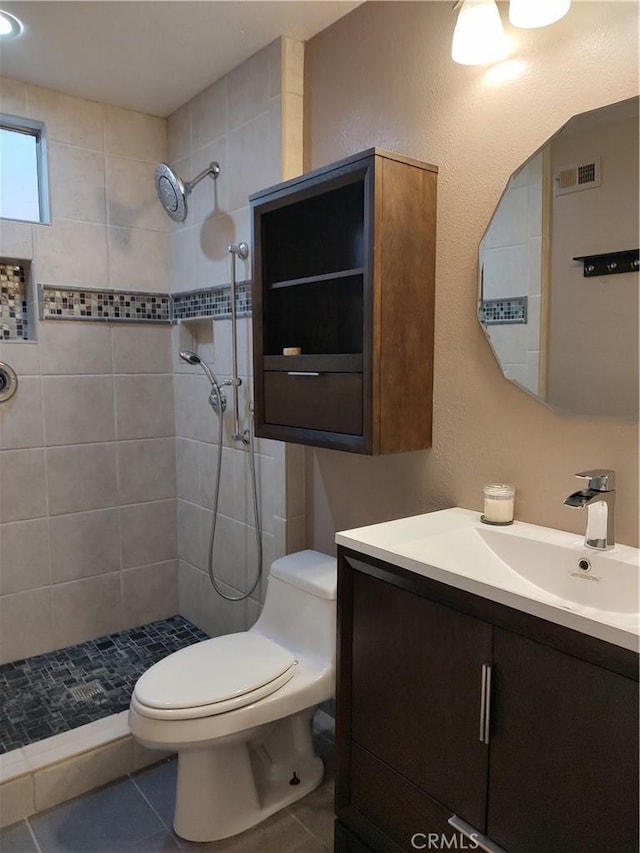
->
<box><xmin>228</xmin><ymin>242</ymin><xmax>249</xmax><ymax>444</ymax></box>
<box><xmin>186</xmin><ymin>161</ymin><xmax>220</xmax><ymax>193</ymax></box>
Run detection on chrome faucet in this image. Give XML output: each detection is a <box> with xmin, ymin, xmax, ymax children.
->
<box><xmin>563</xmin><ymin>470</ymin><xmax>616</xmax><ymax>550</ymax></box>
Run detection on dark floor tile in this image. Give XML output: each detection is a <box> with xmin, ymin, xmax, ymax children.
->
<box><xmin>0</xmin><ymin>820</ymin><xmax>38</xmax><ymax>853</ymax></box>
<box><xmin>132</xmin><ymin>758</ymin><xmax>178</xmax><ymax>828</ymax></box>
<box><xmin>29</xmin><ymin>777</ymin><xmax>164</xmax><ymax>853</ymax></box>
<box><xmin>289</xmin><ymin>781</ymin><xmax>335</xmax><ymax>849</ymax></box>
<box><xmin>176</xmin><ymin>808</ymin><xmax>314</xmax><ymax>853</ymax></box>
<box><xmin>122</xmin><ymin>830</ymin><xmax>181</xmax><ymax>851</ymax></box>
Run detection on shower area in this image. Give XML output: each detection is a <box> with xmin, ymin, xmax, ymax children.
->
<box><xmin>0</xmin><ymin>37</ymin><xmax>306</xmax><ymax>823</ymax></box>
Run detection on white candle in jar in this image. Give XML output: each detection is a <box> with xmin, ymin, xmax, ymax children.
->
<box><xmin>482</xmin><ymin>483</ymin><xmax>515</xmax><ymax>524</ymax></box>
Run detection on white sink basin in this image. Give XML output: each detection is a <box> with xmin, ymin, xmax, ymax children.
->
<box><xmin>336</xmin><ymin>507</ymin><xmax>640</xmax><ymax>650</ymax></box>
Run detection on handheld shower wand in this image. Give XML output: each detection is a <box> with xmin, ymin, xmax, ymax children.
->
<box><xmin>228</xmin><ymin>242</ymin><xmax>250</xmax><ymax>445</ymax></box>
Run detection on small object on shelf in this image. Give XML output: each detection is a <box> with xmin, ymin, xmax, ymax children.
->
<box><xmin>573</xmin><ymin>249</ymin><xmax>639</xmax><ymax>277</ymax></box>
<box><xmin>282</xmin><ymin>346</ymin><xmax>302</xmax><ymax>356</ymax></box>
<box><xmin>482</xmin><ymin>483</ymin><xmax>515</xmax><ymax>525</ymax></box>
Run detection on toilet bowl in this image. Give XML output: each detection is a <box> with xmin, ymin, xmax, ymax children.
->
<box><xmin>128</xmin><ymin>550</ymin><xmax>337</xmax><ymax>842</ymax></box>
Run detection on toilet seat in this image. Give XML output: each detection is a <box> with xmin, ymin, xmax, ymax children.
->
<box><xmin>132</xmin><ymin>633</ymin><xmax>298</xmax><ymax>721</ymax></box>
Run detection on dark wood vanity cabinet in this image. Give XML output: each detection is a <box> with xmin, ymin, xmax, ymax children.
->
<box><xmin>336</xmin><ymin>549</ymin><xmax>639</xmax><ymax>853</ymax></box>
<box><xmin>250</xmin><ymin>148</ymin><xmax>437</xmax><ymax>454</ymax></box>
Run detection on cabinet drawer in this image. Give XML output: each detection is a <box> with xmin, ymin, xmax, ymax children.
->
<box><xmin>264</xmin><ymin>371</ymin><xmax>363</xmax><ymax>435</ymax></box>
<box><xmin>346</xmin><ymin>743</ymin><xmax>464</xmax><ymax>853</ymax></box>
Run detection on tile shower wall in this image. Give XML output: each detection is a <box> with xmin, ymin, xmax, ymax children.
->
<box><xmin>0</xmin><ymin>78</ymin><xmax>177</xmax><ymax>664</ymax></box>
<box><xmin>167</xmin><ymin>39</ymin><xmax>306</xmax><ymax>635</ymax></box>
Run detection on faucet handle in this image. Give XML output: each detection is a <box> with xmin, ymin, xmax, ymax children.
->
<box><xmin>575</xmin><ymin>469</ymin><xmax>616</xmax><ymax>491</ymax></box>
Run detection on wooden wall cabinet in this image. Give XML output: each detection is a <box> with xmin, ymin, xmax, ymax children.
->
<box><xmin>250</xmin><ymin>148</ymin><xmax>437</xmax><ymax>454</ymax></box>
<box><xmin>336</xmin><ymin>549</ymin><xmax>639</xmax><ymax>853</ymax></box>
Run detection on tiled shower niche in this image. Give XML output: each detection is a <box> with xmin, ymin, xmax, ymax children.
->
<box><xmin>0</xmin><ymin>261</ymin><xmax>31</xmax><ymax>340</ymax></box>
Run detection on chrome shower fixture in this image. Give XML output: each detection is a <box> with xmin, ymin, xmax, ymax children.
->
<box><xmin>178</xmin><ymin>350</ymin><xmax>226</xmax><ymax>413</ymax></box>
<box><xmin>155</xmin><ymin>161</ymin><xmax>220</xmax><ymax>222</ymax></box>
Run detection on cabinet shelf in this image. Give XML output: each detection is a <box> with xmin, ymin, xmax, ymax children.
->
<box><xmin>269</xmin><ymin>268</ymin><xmax>365</xmax><ymax>290</ymax></box>
<box><xmin>264</xmin><ymin>354</ymin><xmax>363</xmax><ymax>372</ymax></box>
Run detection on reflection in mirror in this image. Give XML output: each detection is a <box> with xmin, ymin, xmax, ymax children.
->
<box><xmin>478</xmin><ymin>97</ymin><xmax>639</xmax><ymax>421</ymax></box>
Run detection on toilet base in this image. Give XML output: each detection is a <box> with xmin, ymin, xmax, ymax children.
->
<box><xmin>173</xmin><ymin>707</ymin><xmax>324</xmax><ymax>842</ymax></box>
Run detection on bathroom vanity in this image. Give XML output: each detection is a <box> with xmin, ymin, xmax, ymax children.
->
<box><xmin>334</xmin><ymin>509</ymin><xmax>639</xmax><ymax>853</ymax></box>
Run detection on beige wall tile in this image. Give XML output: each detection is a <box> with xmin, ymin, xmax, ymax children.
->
<box><xmin>0</xmin><ymin>76</ymin><xmax>28</xmax><ymax>116</ymax></box>
<box><xmin>106</xmin><ymin>156</ymin><xmax>167</xmax><ymax>232</ymax></box>
<box><xmin>122</xmin><ymin>560</ymin><xmax>178</xmax><ymax>628</ymax></box>
<box><xmin>42</xmin><ymin>375</ymin><xmax>115</xmax><ymax>445</ymax></box>
<box><xmin>0</xmin><ymin>376</ymin><xmax>44</xmax><ymax>450</ymax></box>
<box><xmin>227</xmin><ymin>110</ymin><xmax>281</xmax><ymax>211</ymax></box>
<box><xmin>194</xmin><ymin>213</ymin><xmax>234</xmax><ymax>288</ymax></box>
<box><xmin>104</xmin><ymin>105</ymin><xmax>167</xmax><ymax>163</ymax></box>
<box><xmin>177</xmin><ymin>499</ymin><xmax>203</xmax><ymax>569</ymax></box>
<box><xmin>34</xmin><ymin>219</ymin><xmax>108</xmax><ymax>287</ymax></box>
<box><xmin>0</xmin><ymin>342</ymin><xmax>40</xmax><ymax>376</ymax></box>
<box><xmin>27</xmin><ymin>85</ymin><xmax>104</xmax><ymax>150</ymax></box>
<box><xmin>115</xmin><ymin>374</ymin><xmax>175</xmax><ymax>440</ymax></box>
<box><xmin>38</xmin><ymin>322</ymin><xmax>112</xmax><ymax>375</ymax></box>
<box><xmin>169</xmin><ymin>226</ymin><xmax>197</xmax><ymax>293</ymax></box>
<box><xmin>112</xmin><ymin>325</ymin><xmax>172</xmax><ymax>375</ymax></box>
<box><xmin>168</xmin><ymin>102</ymin><xmax>191</xmax><ymax>162</ymax></box>
<box><xmin>192</xmin><ymin>79</ymin><xmax>227</xmax><ymax>150</ymax></box>
<box><xmin>46</xmin><ymin>443</ymin><xmax>118</xmax><ymax>515</ymax></box>
<box><xmin>0</xmin><ymin>518</ymin><xmax>51</xmax><ymax>595</ymax></box>
<box><xmin>49</xmin><ymin>143</ymin><xmax>106</xmax><ymax>223</ymax></box>
<box><xmin>0</xmin><ymin>448</ymin><xmax>47</xmax><ymax>522</ymax></box>
<box><xmin>117</xmin><ymin>438</ymin><xmax>176</xmax><ymax>505</ymax></box>
<box><xmin>197</xmin><ymin>571</ymin><xmax>247</xmax><ymax>637</ymax></box>
<box><xmin>286</xmin><ymin>443</ymin><xmax>306</xmax><ymax>519</ymax></box>
<box><xmin>190</xmin><ymin>136</ymin><xmax>229</xmax><ymax>222</ymax></box>
<box><xmin>34</xmin><ymin>737</ymin><xmax>132</xmax><ymax>812</ymax></box>
<box><xmin>205</xmin><ymin>512</ymin><xmax>248</xmax><ymax>592</ymax></box>
<box><xmin>49</xmin><ymin>508</ymin><xmax>120</xmax><ymax>583</ymax></box>
<box><xmin>199</xmin><ymin>443</ymin><xmax>234</xmax><ymax>516</ymax></box>
<box><xmin>0</xmin><ymin>219</ymin><xmax>34</xmax><ymax>259</ymax></box>
<box><xmin>0</xmin><ymin>588</ymin><xmax>53</xmax><ymax>664</ymax></box>
<box><xmin>119</xmin><ymin>499</ymin><xmax>177</xmax><ymax>569</ymax></box>
<box><xmin>51</xmin><ymin>573</ymin><xmax>122</xmax><ymax>648</ymax></box>
<box><xmin>228</xmin><ymin>46</ymin><xmax>272</xmax><ymax>131</ymax></box>
<box><xmin>107</xmin><ymin>226</ymin><xmax>170</xmax><ymax>292</ymax></box>
<box><xmin>0</xmin><ymin>773</ymin><xmax>35</xmax><ymax>827</ymax></box>
<box><xmin>176</xmin><ymin>438</ymin><xmax>200</xmax><ymax>504</ymax></box>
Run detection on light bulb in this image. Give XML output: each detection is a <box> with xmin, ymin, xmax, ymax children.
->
<box><xmin>452</xmin><ymin>1</ymin><xmax>508</xmax><ymax>66</ymax></box>
<box><xmin>509</xmin><ymin>0</ymin><xmax>571</xmax><ymax>29</ymax></box>
<box><xmin>0</xmin><ymin>10</ymin><xmax>23</xmax><ymax>38</ymax></box>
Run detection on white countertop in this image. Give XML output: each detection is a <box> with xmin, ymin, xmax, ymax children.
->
<box><xmin>336</xmin><ymin>508</ymin><xmax>640</xmax><ymax>652</ymax></box>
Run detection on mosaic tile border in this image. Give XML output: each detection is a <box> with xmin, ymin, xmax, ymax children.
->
<box><xmin>479</xmin><ymin>295</ymin><xmax>528</xmax><ymax>326</ymax></box>
<box><xmin>171</xmin><ymin>281</ymin><xmax>252</xmax><ymax>322</ymax></box>
<box><xmin>0</xmin><ymin>615</ymin><xmax>208</xmax><ymax>753</ymax></box>
<box><xmin>38</xmin><ymin>284</ymin><xmax>171</xmax><ymax>324</ymax></box>
<box><xmin>0</xmin><ymin>262</ymin><xmax>29</xmax><ymax>340</ymax></box>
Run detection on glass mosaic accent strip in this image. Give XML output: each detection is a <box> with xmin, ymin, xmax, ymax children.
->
<box><xmin>480</xmin><ymin>296</ymin><xmax>528</xmax><ymax>326</ymax></box>
<box><xmin>171</xmin><ymin>281</ymin><xmax>252</xmax><ymax>321</ymax></box>
<box><xmin>0</xmin><ymin>263</ymin><xmax>29</xmax><ymax>340</ymax></box>
<box><xmin>0</xmin><ymin>615</ymin><xmax>208</xmax><ymax>753</ymax></box>
<box><xmin>39</xmin><ymin>284</ymin><xmax>171</xmax><ymax>324</ymax></box>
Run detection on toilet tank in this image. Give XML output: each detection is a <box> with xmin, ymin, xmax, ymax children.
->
<box><xmin>252</xmin><ymin>550</ymin><xmax>337</xmax><ymax>663</ymax></box>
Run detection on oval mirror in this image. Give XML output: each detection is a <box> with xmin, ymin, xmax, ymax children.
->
<box><xmin>478</xmin><ymin>97</ymin><xmax>639</xmax><ymax>421</ymax></box>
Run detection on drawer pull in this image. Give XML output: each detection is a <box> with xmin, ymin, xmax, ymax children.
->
<box><xmin>287</xmin><ymin>371</ymin><xmax>321</xmax><ymax>376</ymax></box>
<box><xmin>448</xmin><ymin>815</ymin><xmax>507</xmax><ymax>853</ymax></box>
<box><xmin>479</xmin><ymin>663</ymin><xmax>492</xmax><ymax>744</ymax></box>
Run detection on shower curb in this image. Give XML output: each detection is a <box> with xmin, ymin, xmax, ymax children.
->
<box><xmin>0</xmin><ymin>711</ymin><xmax>172</xmax><ymax>828</ymax></box>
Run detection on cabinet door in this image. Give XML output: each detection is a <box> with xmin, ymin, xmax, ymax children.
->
<box><xmin>351</xmin><ymin>570</ymin><xmax>493</xmax><ymax>831</ymax></box>
<box><xmin>488</xmin><ymin>628</ymin><xmax>639</xmax><ymax>853</ymax></box>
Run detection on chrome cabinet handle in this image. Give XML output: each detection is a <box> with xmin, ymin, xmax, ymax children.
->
<box><xmin>287</xmin><ymin>371</ymin><xmax>321</xmax><ymax>377</ymax></box>
<box><xmin>448</xmin><ymin>816</ymin><xmax>508</xmax><ymax>853</ymax></box>
<box><xmin>479</xmin><ymin>664</ymin><xmax>492</xmax><ymax>744</ymax></box>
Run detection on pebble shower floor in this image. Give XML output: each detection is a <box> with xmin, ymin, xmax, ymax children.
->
<box><xmin>0</xmin><ymin>616</ymin><xmax>208</xmax><ymax>753</ymax></box>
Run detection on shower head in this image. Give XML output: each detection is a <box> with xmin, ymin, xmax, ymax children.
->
<box><xmin>155</xmin><ymin>161</ymin><xmax>220</xmax><ymax>223</ymax></box>
<box><xmin>179</xmin><ymin>350</ymin><xmax>219</xmax><ymax>390</ymax></box>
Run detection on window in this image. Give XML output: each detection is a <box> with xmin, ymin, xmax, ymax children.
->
<box><xmin>0</xmin><ymin>116</ymin><xmax>50</xmax><ymax>223</ymax></box>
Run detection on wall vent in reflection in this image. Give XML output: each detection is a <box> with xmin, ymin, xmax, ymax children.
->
<box><xmin>555</xmin><ymin>157</ymin><xmax>601</xmax><ymax>195</ymax></box>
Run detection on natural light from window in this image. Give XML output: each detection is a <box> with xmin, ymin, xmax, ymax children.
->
<box><xmin>0</xmin><ymin>124</ymin><xmax>45</xmax><ymax>222</ymax></box>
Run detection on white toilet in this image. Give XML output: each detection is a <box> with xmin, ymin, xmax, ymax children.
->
<box><xmin>128</xmin><ymin>550</ymin><xmax>337</xmax><ymax>842</ymax></box>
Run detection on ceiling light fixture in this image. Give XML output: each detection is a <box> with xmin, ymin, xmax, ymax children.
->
<box><xmin>451</xmin><ymin>1</ymin><xmax>508</xmax><ymax>66</ymax></box>
<box><xmin>0</xmin><ymin>9</ymin><xmax>23</xmax><ymax>39</ymax></box>
<box><xmin>509</xmin><ymin>0</ymin><xmax>571</xmax><ymax>29</ymax></box>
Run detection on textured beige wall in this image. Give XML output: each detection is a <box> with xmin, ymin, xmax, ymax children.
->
<box><xmin>304</xmin><ymin>1</ymin><xmax>639</xmax><ymax>551</ymax></box>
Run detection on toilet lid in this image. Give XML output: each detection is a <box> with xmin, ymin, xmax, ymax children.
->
<box><xmin>133</xmin><ymin>633</ymin><xmax>296</xmax><ymax>712</ymax></box>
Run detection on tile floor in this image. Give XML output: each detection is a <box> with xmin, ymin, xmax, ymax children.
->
<box><xmin>1</xmin><ymin>617</ymin><xmax>209</xmax><ymax>753</ymax></box>
<box><xmin>0</xmin><ymin>712</ymin><xmax>336</xmax><ymax>853</ymax></box>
